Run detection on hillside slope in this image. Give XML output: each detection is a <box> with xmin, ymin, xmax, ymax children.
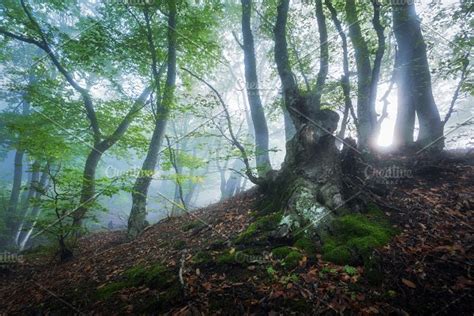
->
<box><xmin>1</xmin><ymin>156</ymin><xmax>473</xmax><ymax>315</ymax></box>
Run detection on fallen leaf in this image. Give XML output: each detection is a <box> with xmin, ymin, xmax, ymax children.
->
<box><xmin>402</xmin><ymin>278</ymin><xmax>416</xmax><ymax>288</ymax></box>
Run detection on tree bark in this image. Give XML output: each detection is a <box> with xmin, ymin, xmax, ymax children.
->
<box><xmin>241</xmin><ymin>0</ymin><xmax>272</xmax><ymax>177</ymax></box>
<box><xmin>345</xmin><ymin>0</ymin><xmax>376</xmax><ymax>150</ymax></box>
<box><xmin>392</xmin><ymin>3</ymin><xmax>443</xmax><ymax>150</ymax></box>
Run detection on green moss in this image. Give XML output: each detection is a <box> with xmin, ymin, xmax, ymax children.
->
<box><xmin>173</xmin><ymin>240</ymin><xmax>186</xmax><ymax>250</ymax></box>
<box><xmin>235</xmin><ymin>212</ymin><xmax>283</xmax><ymax>244</ymax></box>
<box><xmin>209</xmin><ymin>239</ymin><xmax>226</xmax><ymax>250</ymax></box>
<box><xmin>255</xmin><ymin>212</ymin><xmax>283</xmax><ymax>230</ymax></box>
<box><xmin>323</xmin><ymin>246</ymin><xmax>352</xmax><ymax>265</ymax></box>
<box><xmin>96</xmin><ymin>281</ymin><xmax>128</xmax><ymax>300</ymax></box>
<box><xmin>283</xmin><ymin>251</ymin><xmax>303</xmax><ymax>269</ymax></box>
<box><xmin>124</xmin><ymin>264</ymin><xmax>174</xmax><ymax>288</ymax></box>
<box><xmin>293</xmin><ymin>237</ymin><xmax>317</xmax><ymax>256</ymax></box>
<box><xmin>182</xmin><ymin>220</ymin><xmax>206</xmax><ymax>231</ymax></box>
<box><xmin>271</xmin><ymin>246</ymin><xmax>292</xmax><ymax>259</ymax></box>
<box><xmin>235</xmin><ymin>222</ymin><xmax>258</xmax><ymax>244</ymax></box>
<box><xmin>96</xmin><ymin>263</ymin><xmax>178</xmax><ymax>301</ymax></box>
<box><xmin>192</xmin><ymin>251</ymin><xmax>213</xmax><ymax>265</ymax></box>
<box><xmin>321</xmin><ymin>210</ymin><xmax>395</xmax><ymax>267</ymax></box>
<box><xmin>216</xmin><ymin>252</ymin><xmax>235</xmax><ymax>265</ymax></box>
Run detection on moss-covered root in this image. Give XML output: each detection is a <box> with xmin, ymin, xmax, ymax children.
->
<box><xmin>235</xmin><ymin>212</ymin><xmax>283</xmax><ymax>244</ymax></box>
<box><xmin>320</xmin><ymin>207</ymin><xmax>396</xmax><ymax>283</ymax></box>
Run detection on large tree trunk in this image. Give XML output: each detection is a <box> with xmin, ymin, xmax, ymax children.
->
<box><xmin>271</xmin><ymin>0</ymin><xmax>345</xmax><ymax>235</ymax></box>
<box><xmin>127</xmin><ymin>0</ymin><xmax>177</xmax><ymax>239</ymax></box>
<box><xmin>241</xmin><ymin>0</ymin><xmax>272</xmax><ymax>176</ymax></box>
<box><xmin>392</xmin><ymin>3</ymin><xmax>443</xmax><ymax>150</ymax></box>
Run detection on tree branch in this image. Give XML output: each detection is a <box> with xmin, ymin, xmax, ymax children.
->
<box><xmin>181</xmin><ymin>67</ymin><xmax>262</xmax><ymax>185</ymax></box>
<box><xmin>274</xmin><ymin>0</ymin><xmax>298</xmax><ymax>99</ymax></box>
<box><xmin>443</xmin><ymin>54</ymin><xmax>470</xmax><ymax>127</ymax></box>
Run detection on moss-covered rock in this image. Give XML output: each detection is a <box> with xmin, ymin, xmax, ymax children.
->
<box><xmin>271</xmin><ymin>246</ymin><xmax>303</xmax><ymax>270</ymax></box>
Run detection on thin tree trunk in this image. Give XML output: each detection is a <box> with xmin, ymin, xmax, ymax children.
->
<box><xmin>72</xmin><ymin>147</ymin><xmax>103</xmax><ymax>227</ymax></box>
<box><xmin>345</xmin><ymin>0</ymin><xmax>376</xmax><ymax>150</ymax></box>
<box><xmin>6</xmin><ymin>149</ymin><xmax>25</xmax><ymax>245</ymax></box>
<box><xmin>14</xmin><ymin>160</ymin><xmax>40</xmax><ymax>245</ymax></box>
<box><xmin>128</xmin><ymin>0</ymin><xmax>177</xmax><ymax>238</ymax></box>
<box><xmin>18</xmin><ymin>162</ymin><xmax>50</xmax><ymax>250</ymax></box>
<box><xmin>326</xmin><ymin>0</ymin><xmax>355</xmax><ymax>146</ymax></box>
<box><xmin>128</xmin><ymin>116</ymin><xmax>168</xmax><ymax>236</ymax></box>
<box><xmin>241</xmin><ymin>0</ymin><xmax>272</xmax><ymax>176</ymax></box>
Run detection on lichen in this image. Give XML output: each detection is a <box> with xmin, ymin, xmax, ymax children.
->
<box><xmin>285</xmin><ymin>182</ymin><xmax>333</xmax><ymax>233</ymax></box>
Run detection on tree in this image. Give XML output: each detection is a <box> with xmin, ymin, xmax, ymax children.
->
<box><xmin>269</xmin><ymin>0</ymin><xmax>344</xmax><ymax>231</ymax></box>
<box><xmin>127</xmin><ymin>0</ymin><xmax>177</xmax><ymax>239</ymax></box>
<box><xmin>344</xmin><ymin>0</ymin><xmax>385</xmax><ymax>150</ymax></box>
<box><xmin>0</xmin><ymin>0</ymin><xmax>153</xmax><ymax>231</ymax></box>
<box><xmin>240</xmin><ymin>0</ymin><xmax>272</xmax><ymax>176</ymax></box>
<box><xmin>392</xmin><ymin>2</ymin><xmax>443</xmax><ymax>150</ymax></box>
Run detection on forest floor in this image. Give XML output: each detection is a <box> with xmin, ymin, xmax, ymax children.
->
<box><xmin>0</xmin><ymin>152</ymin><xmax>473</xmax><ymax>315</ymax></box>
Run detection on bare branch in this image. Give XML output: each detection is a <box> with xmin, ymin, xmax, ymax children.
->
<box><xmin>181</xmin><ymin>67</ymin><xmax>262</xmax><ymax>185</ymax></box>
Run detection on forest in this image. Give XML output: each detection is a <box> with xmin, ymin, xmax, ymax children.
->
<box><xmin>0</xmin><ymin>0</ymin><xmax>472</xmax><ymax>314</ymax></box>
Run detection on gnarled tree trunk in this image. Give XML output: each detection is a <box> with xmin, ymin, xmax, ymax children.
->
<box><xmin>270</xmin><ymin>0</ymin><xmax>346</xmax><ymax>235</ymax></box>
